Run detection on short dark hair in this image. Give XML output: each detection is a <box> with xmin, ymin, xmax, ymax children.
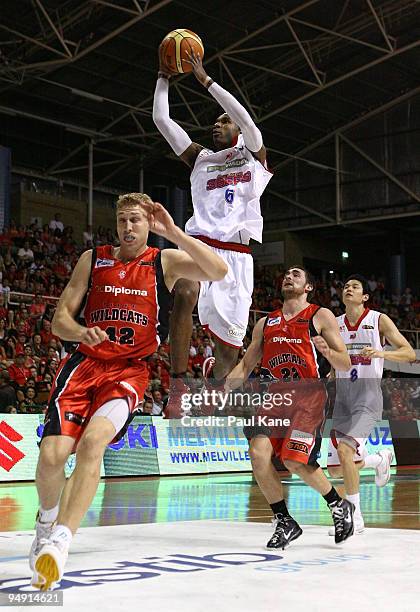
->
<box><xmin>344</xmin><ymin>274</ymin><xmax>369</xmax><ymax>295</ymax></box>
<box><xmin>286</xmin><ymin>264</ymin><xmax>315</xmax><ymax>299</ymax></box>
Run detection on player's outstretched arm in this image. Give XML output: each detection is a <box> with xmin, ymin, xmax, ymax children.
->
<box><xmin>152</xmin><ymin>49</ymin><xmax>203</xmax><ymax>168</ymax></box>
<box><xmin>144</xmin><ymin>201</ymin><xmax>227</xmax><ymax>290</ymax></box>
<box><xmin>225</xmin><ymin>317</ymin><xmax>265</xmax><ymax>391</ymax></box>
<box><xmin>360</xmin><ymin>314</ymin><xmax>416</xmax><ymax>362</ymax></box>
<box><xmin>312</xmin><ymin>308</ymin><xmax>351</xmax><ymax>371</ymax></box>
<box><xmin>52</xmin><ymin>250</ymin><xmax>108</xmax><ymax>346</ymax></box>
<box><xmin>189</xmin><ymin>51</ymin><xmax>266</xmax><ymax>164</ymax></box>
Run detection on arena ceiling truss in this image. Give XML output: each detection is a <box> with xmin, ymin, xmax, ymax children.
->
<box><xmin>0</xmin><ymin>0</ymin><xmax>419</xmax><ymax>231</ymax></box>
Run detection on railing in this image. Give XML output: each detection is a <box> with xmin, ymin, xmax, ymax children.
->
<box><xmin>7</xmin><ymin>291</ymin><xmax>59</xmax><ymax>306</ymax></box>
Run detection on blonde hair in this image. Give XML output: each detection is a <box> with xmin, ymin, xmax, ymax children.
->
<box><xmin>116</xmin><ymin>192</ymin><xmax>153</xmax><ymax>212</ymax></box>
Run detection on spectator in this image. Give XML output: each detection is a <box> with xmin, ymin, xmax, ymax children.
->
<box><xmin>0</xmin><ymin>318</ymin><xmax>6</xmax><ymax>342</ymax></box>
<box><xmin>49</xmin><ymin>213</ymin><xmax>64</xmax><ymax>233</ymax></box>
<box><xmin>202</xmin><ymin>336</ymin><xmax>213</xmax><ymax>358</ymax></box>
<box><xmin>40</xmin><ymin>319</ymin><xmax>55</xmax><ymax>346</ymax></box>
<box><xmin>31</xmin><ymin>334</ymin><xmax>46</xmax><ymax>359</ymax></box>
<box><xmin>0</xmin><ymin>294</ymin><xmax>8</xmax><ymax>319</ymax></box>
<box><xmin>19</xmin><ymin>387</ymin><xmax>43</xmax><ymax>414</ymax></box>
<box><xmin>4</xmin><ymin>336</ymin><xmax>16</xmax><ymax>361</ymax></box>
<box><xmin>17</xmin><ymin>240</ymin><xmax>34</xmax><ymax>263</ymax></box>
<box><xmin>8</xmin><ymin>352</ymin><xmax>30</xmax><ymax>386</ymax></box>
<box><xmin>0</xmin><ymin>370</ymin><xmax>17</xmax><ymax>413</ymax></box>
<box><xmin>83</xmin><ymin>225</ymin><xmax>94</xmax><ymax>247</ymax></box>
<box><xmin>30</xmin><ymin>294</ymin><xmax>46</xmax><ymax>320</ymax></box>
<box><xmin>140</xmin><ymin>399</ymin><xmax>154</xmax><ymax>415</ymax></box>
<box><xmin>192</xmin><ymin>345</ymin><xmax>206</xmax><ymax>376</ymax></box>
<box><xmin>23</xmin><ymin>344</ymin><xmax>36</xmax><ymax>368</ymax></box>
<box><xmin>152</xmin><ymin>390</ymin><xmax>164</xmax><ymax>415</ymax></box>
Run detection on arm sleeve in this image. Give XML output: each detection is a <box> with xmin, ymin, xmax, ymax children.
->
<box><xmin>152</xmin><ymin>77</ymin><xmax>192</xmax><ymax>156</ymax></box>
<box><xmin>208</xmin><ymin>82</ymin><xmax>263</xmax><ymax>153</ymax></box>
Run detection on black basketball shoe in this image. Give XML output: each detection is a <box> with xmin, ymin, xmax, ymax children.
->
<box><xmin>329</xmin><ymin>499</ymin><xmax>355</xmax><ymax>544</ymax></box>
<box><xmin>267</xmin><ymin>514</ymin><xmax>303</xmax><ymax>550</ymax></box>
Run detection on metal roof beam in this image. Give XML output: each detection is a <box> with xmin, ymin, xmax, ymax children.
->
<box><xmin>285</xmin><ymin>18</ymin><xmax>324</xmax><ymax>86</ymax></box>
<box><xmin>289</xmin><ymin>16</ymin><xmax>392</xmax><ymax>54</ymax></box>
<box><xmin>50</xmin><ymin>158</ymin><xmax>132</xmax><ymax>175</ymax></box>
<box><xmin>91</xmin><ymin>1</ymin><xmax>141</xmax><ymax>16</ymax></box>
<box><xmin>340</xmin><ymin>133</ymin><xmax>420</xmax><ymax>204</ymax></box>
<box><xmin>0</xmin><ymin>0</ymin><xmax>173</xmax><ymax>75</ymax></box>
<box><xmin>259</xmin><ymin>38</ymin><xmax>420</xmax><ymax>123</ymax></box>
<box><xmin>365</xmin><ymin>0</ymin><xmax>395</xmax><ymax>52</ymax></box>
<box><xmin>274</xmin><ymin>83</ymin><xmax>420</xmax><ymax>172</ymax></box>
<box><xmin>0</xmin><ymin>24</ymin><xmax>69</xmax><ymax>58</ymax></box>
<box><xmin>33</xmin><ymin>0</ymin><xmax>73</xmax><ymax>58</ymax></box>
<box><xmin>267</xmin><ymin>189</ymin><xmax>335</xmax><ymax>223</ymax></box>
<box><xmin>224</xmin><ymin>55</ymin><xmax>320</xmax><ymax>88</ymax></box>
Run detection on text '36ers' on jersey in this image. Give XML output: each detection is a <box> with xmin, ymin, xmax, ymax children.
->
<box><xmin>186</xmin><ymin>134</ymin><xmax>272</xmax><ymax>244</ymax></box>
<box><xmin>77</xmin><ymin>245</ymin><xmax>171</xmax><ymax>361</ymax></box>
<box><xmin>336</xmin><ymin>308</ymin><xmax>384</xmax><ymax>380</ymax></box>
<box><xmin>261</xmin><ymin>304</ymin><xmax>331</xmax><ymax>381</ymax></box>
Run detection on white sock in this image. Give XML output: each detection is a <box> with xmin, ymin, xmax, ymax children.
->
<box><xmin>363</xmin><ymin>453</ymin><xmax>382</xmax><ymax>469</ymax></box>
<box><xmin>51</xmin><ymin>524</ymin><xmax>73</xmax><ymax>546</ymax></box>
<box><xmin>346</xmin><ymin>493</ymin><xmax>361</xmax><ymax>515</ymax></box>
<box><xmin>39</xmin><ymin>505</ymin><xmax>59</xmax><ymax>524</ymax></box>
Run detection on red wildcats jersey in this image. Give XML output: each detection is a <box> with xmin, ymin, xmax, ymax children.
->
<box><xmin>261</xmin><ymin>304</ymin><xmax>330</xmax><ymax>380</ymax></box>
<box><xmin>77</xmin><ymin>245</ymin><xmax>171</xmax><ymax>361</ymax></box>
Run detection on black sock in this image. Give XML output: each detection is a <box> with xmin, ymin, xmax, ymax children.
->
<box><xmin>323</xmin><ymin>486</ymin><xmax>341</xmax><ymax>505</ymax></box>
<box><xmin>270</xmin><ymin>499</ymin><xmax>290</xmax><ymax>517</ymax></box>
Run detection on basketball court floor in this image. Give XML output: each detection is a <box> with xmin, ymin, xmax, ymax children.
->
<box><xmin>1</xmin><ymin>468</ymin><xmax>419</xmax><ymax>611</ymax></box>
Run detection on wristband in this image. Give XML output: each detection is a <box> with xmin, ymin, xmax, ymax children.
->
<box><xmin>204</xmin><ymin>77</ymin><xmax>214</xmax><ymax>89</ymax></box>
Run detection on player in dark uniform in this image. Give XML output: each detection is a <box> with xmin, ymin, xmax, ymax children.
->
<box><xmin>30</xmin><ymin>193</ymin><xmax>227</xmax><ymax>590</ymax></box>
<box><xmin>225</xmin><ymin>266</ymin><xmax>354</xmax><ymax>548</ymax></box>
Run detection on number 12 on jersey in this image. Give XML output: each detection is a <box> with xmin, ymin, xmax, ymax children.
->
<box><xmin>105</xmin><ymin>326</ymin><xmax>135</xmax><ymax>345</ymax></box>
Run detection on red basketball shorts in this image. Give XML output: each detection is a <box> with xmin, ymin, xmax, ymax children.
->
<box><xmin>247</xmin><ymin>381</ymin><xmax>327</xmax><ymax>466</ymax></box>
<box><xmin>42</xmin><ymin>351</ymin><xmax>149</xmax><ymax>447</ymax></box>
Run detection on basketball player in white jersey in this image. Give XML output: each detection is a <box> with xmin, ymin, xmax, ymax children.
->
<box><xmin>153</xmin><ymin>49</ymin><xmax>272</xmax><ymax>414</ymax></box>
<box><xmin>327</xmin><ymin>274</ymin><xmax>415</xmax><ymax>533</ymax></box>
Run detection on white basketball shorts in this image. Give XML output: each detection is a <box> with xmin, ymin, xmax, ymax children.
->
<box><xmin>198</xmin><ymin>245</ymin><xmax>253</xmax><ymax>348</ymax></box>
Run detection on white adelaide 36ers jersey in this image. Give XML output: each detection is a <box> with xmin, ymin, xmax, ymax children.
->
<box><xmin>336</xmin><ymin>308</ymin><xmax>384</xmax><ymax>380</ymax></box>
<box><xmin>186</xmin><ymin>134</ymin><xmax>272</xmax><ymax>243</ymax></box>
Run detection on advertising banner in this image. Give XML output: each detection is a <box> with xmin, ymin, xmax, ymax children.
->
<box><xmin>152</xmin><ymin>417</ymin><xmax>251</xmax><ymax>474</ymax></box>
<box><xmin>0</xmin><ymin>416</ymin><xmax>104</xmax><ymax>482</ymax></box>
<box><xmin>103</xmin><ymin>416</ymin><xmax>159</xmax><ymax>476</ymax></box>
<box><xmin>0</xmin><ymin>415</ymin><xmax>408</xmax><ymax>482</ymax></box>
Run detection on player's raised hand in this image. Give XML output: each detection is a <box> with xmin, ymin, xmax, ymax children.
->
<box><xmin>147</xmin><ymin>202</ymin><xmax>177</xmax><ymax>239</ymax></box>
<box><xmin>312</xmin><ymin>335</ymin><xmax>331</xmax><ymax>359</ymax></box>
<box><xmin>360</xmin><ymin>346</ymin><xmax>384</xmax><ymax>359</ymax></box>
<box><xmin>80</xmin><ymin>326</ymin><xmax>108</xmax><ymax>346</ymax></box>
<box><xmin>188</xmin><ymin>49</ymin><xmax>208</xmax><ymax>86</ymax></box>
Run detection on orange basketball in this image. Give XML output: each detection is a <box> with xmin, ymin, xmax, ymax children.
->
<box><xmin>160</xmin><ymin>29</ymin><xmax>204</xmax><ymax>74</ymax></box>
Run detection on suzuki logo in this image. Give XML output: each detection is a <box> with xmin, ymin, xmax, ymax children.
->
<box><xmin>0</xmin><ymin>421</ymin><xmax>25</xmax><ymax>472</ymax></box>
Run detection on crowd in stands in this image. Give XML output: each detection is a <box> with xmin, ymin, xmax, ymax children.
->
<box><xmin>0</xmin><ymin>216</ymin><xmax>419</xmax><ymax>420</ymax></box>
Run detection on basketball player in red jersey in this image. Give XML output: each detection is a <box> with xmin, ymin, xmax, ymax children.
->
<box><xmin>30</xmin><ymin>193</ymin><xmax>228</xmax><ymax>590</ymax></box>
<box><xmin>153</xmin><ymin>49</ymin><xmax>272</xmax><ymax>415</ymax></box>
<box><xmin>225</xmin><ymin>266</ymin><xmax>354</xmax><ymax>547</ymax></box>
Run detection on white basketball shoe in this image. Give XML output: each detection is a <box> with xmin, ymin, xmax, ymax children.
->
<box><xmin>375</xmin><ymin>449</ymin><xmax>394</xmax><ymax>487</ymax></box>
<box><xmin>33</xmin><ymin>537</ymin><xmax>69</xmax><ymax>591</ymax></box>
<box><xmin>30</xmin><ymin>512</ymin><xmax>56</xmax><ymax>587</ymax></box>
